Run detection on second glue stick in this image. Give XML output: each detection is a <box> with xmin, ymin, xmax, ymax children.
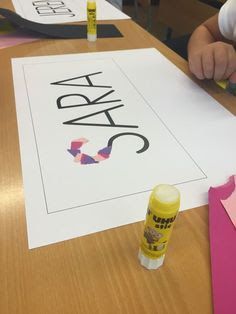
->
<box><xmin>87</xmin><ymin>0</ymin><xmax>97</xmax><ymax>42</ymax></box>
<box><xmin>139</xmin><ymin>184</ymin><xmax>180</xmax><ymax>270</ymax></box>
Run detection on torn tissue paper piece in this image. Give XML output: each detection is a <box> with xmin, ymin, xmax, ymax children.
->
<box><xmin>221</xmin><ymin>176</ymin><xmax>236</xmax><ymax>228</ymax></box>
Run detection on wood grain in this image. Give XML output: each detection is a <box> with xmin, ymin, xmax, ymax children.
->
<box><xmin>156</xmin><ymin>0</ymin><xmax>218</xmax><ymax>36</ymax></box>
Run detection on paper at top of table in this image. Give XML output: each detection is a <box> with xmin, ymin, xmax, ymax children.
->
<box><xmin>11</xmin><ymin>0</ymin><xmax>130</xmax><ymax>24</ymax></box>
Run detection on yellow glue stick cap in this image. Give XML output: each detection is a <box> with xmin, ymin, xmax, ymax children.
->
<box><xmin>149</xmin><ymin>184</ymin><xmax>180</xmax><ymax>213</ymax></box>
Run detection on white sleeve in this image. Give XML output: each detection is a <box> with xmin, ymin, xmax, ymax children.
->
<box><xmin>218</xmin><ymin>0</ymin><xmax>236</xmax><ymax>41</ymax></box>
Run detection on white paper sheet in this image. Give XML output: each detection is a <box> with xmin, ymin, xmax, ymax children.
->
<box><xmin>11</xmin><ymin>0</ymin><xmax>130</xmax><ymax>24</ymax></box>
<box><xmin>11</xmin><ymin>48</ymin><xmax>236</xmax><ymax>248</ymax></box>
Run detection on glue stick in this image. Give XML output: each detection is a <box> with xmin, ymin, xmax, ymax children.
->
<box><xmin>87</xmin><ymin>0</ymin><xmax>97</xmax><ymax>42</ymax></box>
<box><xmin>139</xmin><ymin>184</ymin><xmax>180</xmax><ymax>270</ymax></box>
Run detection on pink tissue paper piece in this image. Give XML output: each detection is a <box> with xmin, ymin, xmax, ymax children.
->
<box><xmin>221</xmin><ymin>186</ymin><xmax>236</xmax><ymax>228</ymax></box>
<box><xmin>208</xmin><ymin>175</ymin><xmax>236</xmax><ymax>314</ymax></box>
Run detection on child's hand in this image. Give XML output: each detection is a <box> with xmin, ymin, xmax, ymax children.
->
<box><xmin>229</xmin><ymin>71</ymin><xmax>236</xmax><ymax>84</ymax></box>
<box><xmin>188</xmin><ymin>41</ymin><xmax>236</xmax><ymax>81</ymax></box>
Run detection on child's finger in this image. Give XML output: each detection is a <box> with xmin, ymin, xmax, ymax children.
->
<box><xmin>227</xmin><ymin>72</ymin><xmax>236</xmax><ymax>95</ymax></box>
<box><xmin>213</xmin><ymin>48</ymin><xmax>228</xmax><ymax>80</ymax></box>
<box><xmin>222</xmin><ymin>50</ymin><xmax>236</xmax><ymax>79</ymax></box>
<box><xmin>229</xmin><ymin>71</ymin><xmax>236</xmax><ymax>83</ymax></box>
<box><xmin>202</xmin><ymin>49</ymin><xmax>215</xmax><ymax>79</ymax></box>
<box><xmin>189</xmin><ymin>54</ymin><xmax>204</xmax><ymax>79</ymax></box>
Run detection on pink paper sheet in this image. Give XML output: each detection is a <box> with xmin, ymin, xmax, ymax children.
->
<box><xmin>0</xmin><ymin>19</ymin><xmax>38</xmax><ymax>49</ymax></box>
<box><xmin>208</xmin><ymin>176</ymin><xmax>236</xmax><ymax>314</ymax></box>
<box><xmin>0</xmin><ymin>31</ymin><xmax>38</xmax><ymax>49</ymax></box>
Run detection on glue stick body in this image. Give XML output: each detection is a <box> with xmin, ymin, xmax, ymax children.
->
<box><xmin>87</xmin><ymin>0</ymin><xmax>97</xmax><ymax>42</ymax></box>
<box><xmin>139</xmin><ymin>184</ymin><xmax>180</xmax><ymax>270</ymax></box>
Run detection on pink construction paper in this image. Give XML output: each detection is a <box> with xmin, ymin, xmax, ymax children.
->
<box><xmin>208</xmin><ymin>175</ymin><xmax>236</xmax><ymax>314</ymax></box>
<box><xmin>221</xmin><ymin>179</ymin><xmax>236</xmax><ymax>228</ymax></box>
<box><xmin>0</xmin><ymin>31</ymin><xmax>38</xmax><ymax>49</ymax></box>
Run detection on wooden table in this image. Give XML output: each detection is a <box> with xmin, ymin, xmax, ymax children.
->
<box><xmin>1</xmin><ymin>1</ymin><xmax>236</xmax><ymax>313</ymax></box>
<box><xmin>156</xmin><ymin>0</ymin><xmax>219</xmax><ymax>37</ymax></box>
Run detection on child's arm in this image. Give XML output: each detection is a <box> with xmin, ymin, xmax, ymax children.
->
<box><xmin>188</xmin><ymin>14</ymin><xmax>236</xmax><ymax>81</ymax></box>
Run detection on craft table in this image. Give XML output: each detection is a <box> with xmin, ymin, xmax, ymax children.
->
<box><xmin>1</xmin><ymin>1</ymin><xmax>236</xmax><ymax>313</ymax></box>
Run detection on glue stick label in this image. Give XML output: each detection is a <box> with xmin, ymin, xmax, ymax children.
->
<box><xmin>87</xmin><ymin>1</ymin><xmax>96</xmax><ymax>36</ymax></box>
<box><xmin>140</xmin><ymin>207</ymin><xmax>177</xmax><ymax>259</ymax></box>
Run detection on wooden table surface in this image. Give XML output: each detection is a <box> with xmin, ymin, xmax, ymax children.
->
<box><xmin>1</xmin><ymin>1</ymin><xmax>236</xmax><ymax>313</ymax></box>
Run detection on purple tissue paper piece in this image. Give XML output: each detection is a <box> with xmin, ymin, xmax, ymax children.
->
<box><xmin>98</xmin><ymin>146</ymin><xmax>112</xmax><ymax>155</ymax></box>
<box><xmin>67</xmin><ymin>149</ymin><xmax>80</xmax><ymax>157</ymax></box>
<box><xmin>80</xmin><ymin>154</ymin><xmax>98</xmax><ymax>164</ymax></box>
